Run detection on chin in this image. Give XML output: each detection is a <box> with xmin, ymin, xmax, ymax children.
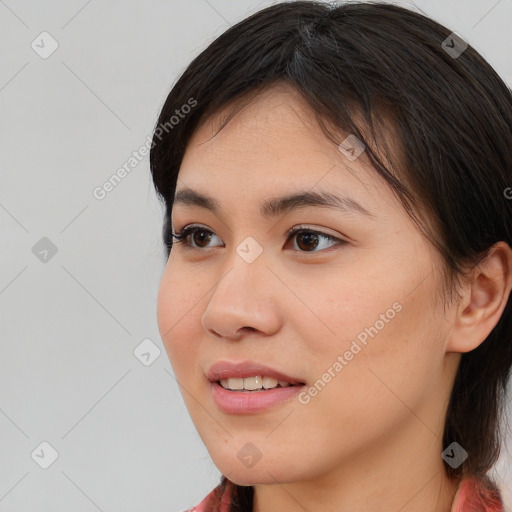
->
<box><xmin>220</xmin><ymin>468</ymin><xmax>289</xmax><ymax>486</ymax></box>
<box><xmin>212</xmin><ymin>453</ymin><xmax>303</xmax><ymax>486</ymax></box>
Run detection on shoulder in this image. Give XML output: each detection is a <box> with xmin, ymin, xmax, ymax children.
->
<box><xmin>451</xmin><ymin>475</ymin><xmax>504</xmax><ymax>512</ymax></box>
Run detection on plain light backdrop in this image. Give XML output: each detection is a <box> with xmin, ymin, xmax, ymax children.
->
<box><xmin>1</xmin><ymin>0</ymin><xmax>511</xmax><ymax>511</ymax></box>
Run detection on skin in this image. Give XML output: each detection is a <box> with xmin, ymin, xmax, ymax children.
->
<box><xmin>156</xmin><ymin>82</ymin><xmax>512</xmax><ymax>512</ymax></box>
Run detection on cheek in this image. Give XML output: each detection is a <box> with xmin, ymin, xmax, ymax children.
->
<box><xmin>156</xmin><ymin>261</ymin><xmax>203</xmax><ymax>376</ymax></box>
<box><xmin>311</xmin><ymin>282</ymin><xmax>444</xmax><ymax>426</ymax></box>
<box><xmin>296</xmin><ymin>262</ymin><xmax>445</xmax><ymax>414</ymax></box>
<box><xmin>287</xmin><ymin>268</ymin><xmax>403</xmax><ymax>366</ymax></box>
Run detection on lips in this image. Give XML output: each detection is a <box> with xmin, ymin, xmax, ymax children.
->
<box><xmin>207</xmin><ymin>360</ymin><xmax>306</xmax><ymax>414</ymax></box>
<box><xmin>206</xmin><ymin>360</ymin><xmax>305</xmax><ymax>386</ymax></box>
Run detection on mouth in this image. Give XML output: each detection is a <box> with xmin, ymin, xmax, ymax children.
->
<box><xmin>216</xmin><ymin>376</ymin><xmax>305</xmax><ymax>392</ymax></box>
<box><xmin>206</xmin><ymin>360</ymin><xmax>306</xmax><ymax>413</ymax></box>
<box><xmin>206</xmin><ymin>360</ymin><xmax>306</xmax><ymax>387</ymax></box>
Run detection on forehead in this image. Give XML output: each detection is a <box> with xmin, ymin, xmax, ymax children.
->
<box><xmin>181</xmin><ymin>86</ymin><xmax>368</xmax><ymax>183</ymax></box>
<box><xmin>176</xmin><ymin>83</ymin><xmax>405</xmax><ymax>220</ymax></box>
<box><xmin>190</xmin><ymin>84</ymin><xmax>334</xmax><ymax>151</ymax></box>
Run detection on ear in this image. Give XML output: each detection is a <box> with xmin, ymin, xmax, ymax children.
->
<box><xmin>447</xmin><ymin>241</ymin><xmax>512</xmax><ymax>354</ymax></box>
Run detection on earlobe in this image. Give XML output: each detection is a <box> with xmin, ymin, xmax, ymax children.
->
<box><xmin>446</xmin><ymin>241</ymin><xmax>512</xmax><ymax>354</ymax></box>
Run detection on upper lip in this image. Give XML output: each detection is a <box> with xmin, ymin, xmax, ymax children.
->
<box><xmin>207</xmin><ymin>360</ymin><xmax>305</xmax><ymax>385</ymax></box>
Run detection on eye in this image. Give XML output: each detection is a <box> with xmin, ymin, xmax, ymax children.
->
<box><xmin>171</xmin><ymin>224</ymin><xmax>347</xmax><ymax>253</ymax></box>
<box><xmin>171</xmin><ymin>224</ymin><xmax>222</xmax><ymax>249</ymax></box>
<box><xmin>285</xmin><ymin>225</ymin><xmax>345</xmax><ymax>252</ymax></box>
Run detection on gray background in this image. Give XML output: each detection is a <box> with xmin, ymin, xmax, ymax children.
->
<box><xmin>1</xmin><ymin>0</ymin><xmax>511</xmax><ymax>511</ymax></box>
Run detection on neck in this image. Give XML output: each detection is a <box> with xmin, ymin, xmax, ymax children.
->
<box><xmin>252</xmin><ymin>449</ymin><xmax>460</xmax><ymax>512</ymax></box>
<box><xmin>252</xmin><ymin>401</ymin><xmax>461</xmax><ymax>512</ymax></box>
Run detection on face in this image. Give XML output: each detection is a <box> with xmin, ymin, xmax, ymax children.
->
<box><xmin>157</xmin><ymin>83</ymin><xmax>456</xmax><ymax>486</ymax></box>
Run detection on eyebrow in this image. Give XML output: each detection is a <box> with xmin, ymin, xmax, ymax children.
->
<box><xmin>173</xmin><ymin>187</ymin><xmax>374</xmax><ymax>218</ymax></box>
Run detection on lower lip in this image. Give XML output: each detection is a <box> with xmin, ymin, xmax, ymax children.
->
<box><xmin>209</xmin><ymin>381</ymin><xmax>305</xmax><ymax>414</ymax></box>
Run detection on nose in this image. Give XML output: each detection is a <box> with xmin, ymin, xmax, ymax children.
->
<box><xmin>201</xmin><ymin>256</ymin><xmax>281</xmax><ymax>341</ymax></box>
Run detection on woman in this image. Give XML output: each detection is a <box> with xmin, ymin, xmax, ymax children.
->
<box><xmin>149</xmin><ymin>2</ymin><xmax>512</xmax><ymax>510</ymax></box>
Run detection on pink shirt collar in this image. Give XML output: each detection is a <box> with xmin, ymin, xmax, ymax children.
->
<box><xmin>450</xmin><ymin>476</ymin><xmax>503</xmax><ymax>512</ymax></box>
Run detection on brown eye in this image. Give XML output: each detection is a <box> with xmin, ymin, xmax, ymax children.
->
<box><xmin>172</xmin><ymin>224</ymin><xmax>346</xmax><ymax>253</ymax></box>
<box><xmin>190</xmin><ymin>229</ymin><xmax>213</xmax><ymax>248</ymax></box>
<box><xmin>287</xmin><ymin>227</ymin><xmax>345</xmax><ymax>252</ymax></box>
<box><xmin>295</xmin><ymin>232</ymin><xmax>320</xmax><ymax>251</ymax></box>
<box><xmin>172</xmin><ymin>226</ymin><xmax>222</xmax><ymax>249</ymax></box>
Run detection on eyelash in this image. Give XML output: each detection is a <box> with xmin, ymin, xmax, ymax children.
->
<box><xmin>170</xmin><ymin>224</ymin><xmax>347</xmax><ymax>253</ymax></box>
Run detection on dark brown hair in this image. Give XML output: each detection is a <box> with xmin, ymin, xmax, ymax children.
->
<box><xmin>149</xmin><ymin>2</ymin><xmax>512</xmax><ymax>510</ymax></box>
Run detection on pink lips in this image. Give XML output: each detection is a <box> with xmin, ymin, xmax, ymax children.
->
<box><xmin>206</xmin><ymin>360</ymin><xmax>306</xmax><ymax>414</ymax></box>
<box><xmin>206</xmin><ymin>360</ymin><xmax>305</xmax><ymax>385</ymax></box>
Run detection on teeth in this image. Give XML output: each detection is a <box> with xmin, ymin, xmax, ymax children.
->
<box><xmin>262</xmin><ymin>376</ymin><xmax>279</xmax><ymax>389</ymax></box>
<box><xmin>221</xmin><ymin>377</ymin><xmax>244</xmax><ymax>390</ymax></box>
<box><xmin>244</xmin><ymin>376</ymin><xmax>262</xmax><ymax>390</ymax></box>
<box><xmin>219</xmin><ymin>376</ymin><xmax>293</xmax><ymax>391</ymax></box>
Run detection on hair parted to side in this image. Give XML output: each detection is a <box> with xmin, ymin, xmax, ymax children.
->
<box><xmin>149</xmin><ymin>1</ymin><xmax>512</xmax><ymax>508</ymax></box>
